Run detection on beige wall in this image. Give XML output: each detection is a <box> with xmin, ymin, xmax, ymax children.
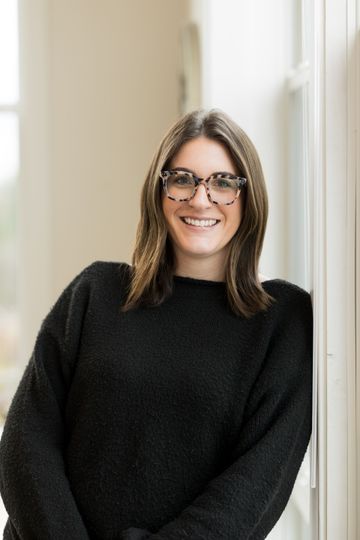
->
<box><xmin>50</xmin><ymin>0</ymin><xmax>189</xmax><ymax>288</ymax></box>
<box><xmin>19</xmin><ymin>0</ymin><xmax>190</xmax><ymax>359</ymax></box>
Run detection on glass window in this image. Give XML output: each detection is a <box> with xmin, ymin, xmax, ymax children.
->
<box><xmin>0</xmin><ymin>0</ymin><xmax>19</xmax><ymax>105</ymax></box>
<box><xmin>0</xmin><ymin>0</ymin><xmax>19</xmax><ymax>425</ymax></box>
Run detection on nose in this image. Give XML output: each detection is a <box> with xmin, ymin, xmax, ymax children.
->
<box><xmin>189</xmin><ymin>181</ymin><xmax>212</xmax><ymax>208</ymax></box>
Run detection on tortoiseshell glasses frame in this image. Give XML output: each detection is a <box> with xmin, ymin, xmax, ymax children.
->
<box><xmin>159</xmin><ymin>169</ymin><xmax>247</xmax><ymax>206</ymax></box>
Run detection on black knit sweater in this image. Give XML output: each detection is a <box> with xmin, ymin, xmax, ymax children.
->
<box><xmin>0</xmin><ymin>261</ymin><xmax>313</xmax><ymax>540</ymax></box>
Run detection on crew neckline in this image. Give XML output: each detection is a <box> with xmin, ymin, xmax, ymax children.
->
<box><xmin>121</xmin><ymin>263</ymin><xmax>277</xmax><ymax>287</ymax></box>
<box><xmin>173</xmin><ymin>275</ymin><xmax>226</xmax><ymax>287</ymax></box>
<box><xmin>173</xmin><ymin>274</ymin><xmax>278</xmax><ymax>287</ymax></box>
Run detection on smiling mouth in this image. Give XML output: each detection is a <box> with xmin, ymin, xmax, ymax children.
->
<box><xmin>180</xmin><ymin>217</ymin><xmax>221</xmax><ymax>228</ymax></box>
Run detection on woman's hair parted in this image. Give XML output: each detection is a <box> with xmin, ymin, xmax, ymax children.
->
<box><xmin>120</xmin><ymin>108</ymin><xmax>276</xmax><ymax>318</ymax></box>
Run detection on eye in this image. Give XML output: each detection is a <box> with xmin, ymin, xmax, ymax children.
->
<box><xmin>169</xmin><ymin>173</ymin><xmax>194</xmax><ymax>186</ymax></box>
<box><xmin>176</xmin><ymin>175</ymin><xmax>193</xmax><ymax>185</ymax></box>
<box><xmin>212</xmin><ymin>177</ymin><xmax>235</xmax><ymax>189</ymax></box>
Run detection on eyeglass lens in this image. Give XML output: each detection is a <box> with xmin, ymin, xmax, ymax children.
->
<box><xmin>165</xmin><ymin>172</ymin><xmax>240</xmax><ymax>204</ymax></box>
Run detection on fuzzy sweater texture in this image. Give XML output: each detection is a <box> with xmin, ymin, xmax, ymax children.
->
<box><xmin>0</xmin><ymin>261</ymin><xmax>313</xmax><ymax>540</ymax></box>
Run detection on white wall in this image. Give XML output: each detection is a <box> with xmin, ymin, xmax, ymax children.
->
<box><xmin>49</xmin><ymin>1</ymin><xmax>188</xmax><ymax>282</ymax></box>
<box><xmin>197</xmin><ymin>0</ymin><xmax>300</xmax><ymax>281</ymax></box>
<box><xmin>18</xmin><ymin>0</ymin><xmax>190</xmax><ymax>360</ymax></box>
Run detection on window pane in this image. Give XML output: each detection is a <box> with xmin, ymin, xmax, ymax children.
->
<box><xmin>0</xmin><ymin>112</ymin><xmax>19</xmax><ymax>178</ymax></box>
<box><xmin>0</xmin><ymin>112</ymin><xmax>19</xmax><ymax>423</ymax></box>
<box><xmin>0</xmin><ymin>0</ymin><xmax>19</xmax><ymax>105</ymax></box>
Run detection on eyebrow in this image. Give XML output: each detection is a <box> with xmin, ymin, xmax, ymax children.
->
<box><xmin>170</xmin><ymin>166</ymin><xmax>239</xmax><ymax>177</ymax></box>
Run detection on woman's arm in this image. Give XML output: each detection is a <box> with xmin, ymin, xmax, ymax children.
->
<box><xmin>0</xmin><ymin>263</ymin><xmax>98</xmax><ymax>539</ymax></box>
<box><xmin>121</xmin><ymin>289</ymin><xmax>314</xmax><ymax>540</ymax></box>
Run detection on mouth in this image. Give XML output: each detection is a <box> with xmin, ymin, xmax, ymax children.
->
<box><xmin>180</xmin><ymin>216</ymin><xmax>221</xmax><ymax>229</ymax></box>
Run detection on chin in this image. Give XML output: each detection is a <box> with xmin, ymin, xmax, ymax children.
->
<box><xmin>178</xmin><ymin>241</ymin><xmax>218</xmax><ymax>254</ymax></box>
<box><xmin>177</xmin><ymin>241</ymin><xmax>224</xmax><ymax>259</ymax></box>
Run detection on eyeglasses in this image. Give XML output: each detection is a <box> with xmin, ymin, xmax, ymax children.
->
<box><xmin>160</xmin><ymin>169</ymin><xmax>247</xmax><ymax>206</ymax></box>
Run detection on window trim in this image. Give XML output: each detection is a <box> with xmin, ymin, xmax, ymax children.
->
<box><xmin>311</xmin><ymin>0</ymin><xmax>360</xmax><ymax>538</ymax></box>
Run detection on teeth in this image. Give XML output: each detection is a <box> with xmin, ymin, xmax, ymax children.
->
<box><xmin>183</xmin><ymin>217</ymin><xmax>218</xmax><ymax>227</ymax></box>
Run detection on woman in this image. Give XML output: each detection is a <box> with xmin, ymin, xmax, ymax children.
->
<box><xmin>0</xmin><ymin>108</ymin><xmax>313</xmax><ymax>539</ymax></box>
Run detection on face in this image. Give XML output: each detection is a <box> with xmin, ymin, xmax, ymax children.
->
<box><xmin>161</xmin><ymin>136</ymin><xmax>244</xmax><ymax>272</ymax></box>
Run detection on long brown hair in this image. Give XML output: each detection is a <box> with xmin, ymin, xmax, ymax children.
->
<box><xmin>121</xmin><ymin>108</ymin><xmax>276</xmax><ymax>318</ymax></box>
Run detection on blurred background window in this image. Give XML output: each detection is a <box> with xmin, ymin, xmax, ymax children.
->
<box><xmin>0</xmin><ymin>0</ymin><xmax>20</xmax><ymax>426</ymax></box>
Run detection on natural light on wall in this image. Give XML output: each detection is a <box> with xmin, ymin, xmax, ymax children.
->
<box><xmin>0</xmin><ymin>0</ymin><xmax>20</xmax><ymax>425</ymax></box>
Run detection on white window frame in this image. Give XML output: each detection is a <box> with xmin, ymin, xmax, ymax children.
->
<box><xmin>310</xmin><ymin>0</ymin><xmax>360</xmax><ymax>538</ymax></box>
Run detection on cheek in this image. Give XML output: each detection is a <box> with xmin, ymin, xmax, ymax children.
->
<box><xmin>225</xmin><ymin>201</ymin><xmax>242</xmax><ymax>230</ymax></box>
<box><xmin>161</xmin><ymin>195</ymin><xmax>180</xmax><ymax>226</ymax></box>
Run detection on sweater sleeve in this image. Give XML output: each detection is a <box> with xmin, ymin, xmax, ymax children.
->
<box><xmin>0</xmin><ymin>263</ymin><xmax>98</xmax><ymax>540</ymax></box>
<box><xmin>122</xmin><ymin>288</ymin><xmax>314</xmax><ymax>540</ymax></box>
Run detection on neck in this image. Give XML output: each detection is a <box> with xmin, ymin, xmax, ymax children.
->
<box><xmin>173</xmin><ymin>251</ymin><xmax>227</xmax><ymax>282</ymax></box>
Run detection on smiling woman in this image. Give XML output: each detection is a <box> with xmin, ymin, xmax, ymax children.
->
<box><xmin>0</xmin><ymin>108</ymin><xmax>313</xmax><ymax>540</ymax></box>
<box><xmin>123</xmin><ymin>108</ymin><xmax>272</xmax><ymax>318</ymax></box>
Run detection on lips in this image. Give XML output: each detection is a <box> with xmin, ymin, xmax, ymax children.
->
<box><xmin>180</xmin><ymin>216</ymin><xmax>221</xmax><ymax>221</ymax></box>
<box><xmin>180</xmin><ymin>216</ymin><xmax>221</xmax><ymax>229</ymax></box>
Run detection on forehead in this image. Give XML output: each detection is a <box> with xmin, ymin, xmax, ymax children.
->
<box><xmin>169</xmin><ymin>136</ymin><xmax>237</xmax><ymax>176</ymax></box>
